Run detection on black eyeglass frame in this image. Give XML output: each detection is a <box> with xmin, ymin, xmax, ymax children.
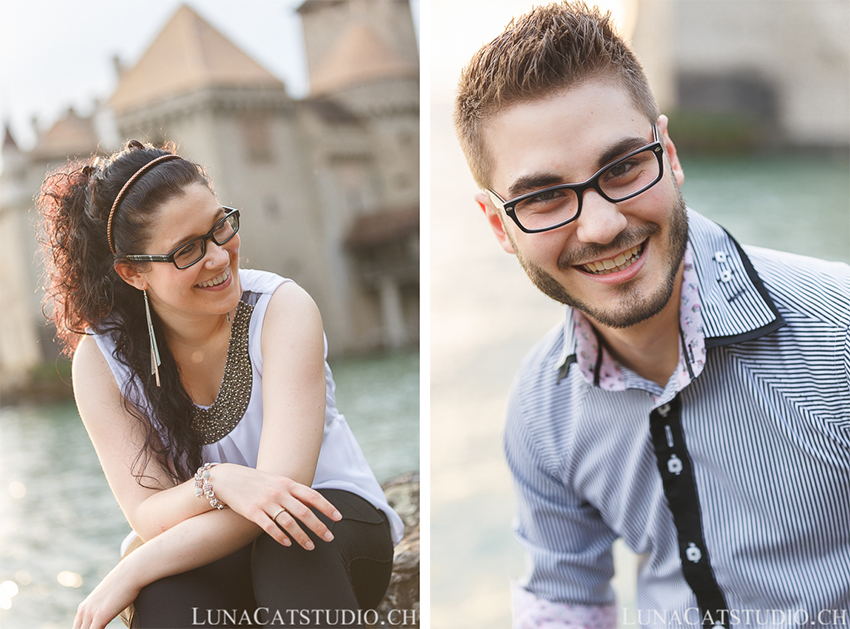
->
<box><xmin>487</xmin><ymin>124</ymin><xmax>664</xmax><ymax>234</ymax></box>
<box><xmin>125</xmin><ymin>207</ymin><xmax>241</xmax><ymax>269</ymax></box>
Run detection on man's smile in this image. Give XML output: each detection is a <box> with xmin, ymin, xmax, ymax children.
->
<box><xmin>578</xmin><ymin>241</ymin><xmax>646</xmax><ymax>275</ymax></box>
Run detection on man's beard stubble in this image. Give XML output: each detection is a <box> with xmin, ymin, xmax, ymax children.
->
<box><xmin>512</xmin><ymin>190</ymin><xmax>689</xmax><ymax>330</ymax></box>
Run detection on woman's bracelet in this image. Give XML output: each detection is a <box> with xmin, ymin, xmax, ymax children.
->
<box><xmin>194</xmin><ymin>463</ymin><xmax>228</xmax><ymax>510</ymax></box>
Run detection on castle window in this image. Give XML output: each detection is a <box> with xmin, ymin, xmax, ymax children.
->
<box><xmin>243</xmin><ymin>114</ymin><xmax>273</xmax><ymax>163</ymax></box>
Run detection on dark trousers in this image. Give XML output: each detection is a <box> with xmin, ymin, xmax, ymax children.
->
<box><xmin>130</xmin><ymin>489</ymin><xmax>394</xmax><ymax>628</ymax></box>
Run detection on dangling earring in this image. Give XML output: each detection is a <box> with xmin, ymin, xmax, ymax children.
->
<box><xmin>144</xmin><ymin>290</ymin><xmax>162</xmax><ymax>387</ymax></box>
<box><xmin>226</xmin><ymin>311</ymin><xmax>231</xmax><ymax>324</ymax></box>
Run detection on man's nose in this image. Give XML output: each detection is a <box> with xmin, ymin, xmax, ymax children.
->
<box><xmin>573</xmin><ymin>189</ymin><xmax>628</xmax><ymax>245</ymax></box>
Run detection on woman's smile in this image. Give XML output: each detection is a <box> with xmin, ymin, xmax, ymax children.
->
<box><xmin>196</xmin><ymin>266</ymin><xmax>232</xmax><ymax>290</ymax></box>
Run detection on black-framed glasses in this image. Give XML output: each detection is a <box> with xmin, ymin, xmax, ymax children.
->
<box><xmin>487</xmin><ymin>125</ymin><xmax>664</xmax><ymax>233</ymax></box>
<box><xmin>125</xmin><ymin>207</ymin><xmax>240</xmax><ymax>269</ymax></box>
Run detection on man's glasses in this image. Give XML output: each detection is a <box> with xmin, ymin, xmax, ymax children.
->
<box><xmin>487</xmin><ymin>125</ymin><xmax>664</xmax><ymax>233</ymax></box>
<box><xmin>125</xmin><ymin>207</ymin><xmax>240</xmax><ymax>269</ymax></box>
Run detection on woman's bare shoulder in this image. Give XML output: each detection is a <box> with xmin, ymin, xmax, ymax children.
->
<box><xmin>72</xmin><ymin>334</ymin><xmax>133</xmax><ymax>431</ymax></box>
<box><xmin>72</xmin><ymin>334</ymin><xmax>112</xmax><ymax>384</ymax></box>
<box><xmin>263</xmin><ymin>281</ymin><xmax>323</xmax><ymax>336</ymax></box>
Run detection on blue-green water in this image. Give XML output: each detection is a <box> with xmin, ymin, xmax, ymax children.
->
<box><xmin>0</xmin><ymin>349</ymin><xmax>418</xmax><ymax>629</ymax></box>
<box><xmin>680</xmin><ymin>154</ymin><xmax>850</xmax><ymax>263</ymax></box>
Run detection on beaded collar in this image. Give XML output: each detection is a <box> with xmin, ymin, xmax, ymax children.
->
<box><xmin>191</xmin><ymin>298</ymin><xmax>255</xmax><ymax>444</ymax></box>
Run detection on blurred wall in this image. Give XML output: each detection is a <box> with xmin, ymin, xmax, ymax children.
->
<box><xmin>632</xmin><ymin>0</ymin><xmax>850</xmax><ymax>152</ymax></box>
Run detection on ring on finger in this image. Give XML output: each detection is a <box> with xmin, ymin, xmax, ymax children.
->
<box><xmin>272</xmin><ymin>507</ymin><xmax>287</xmax><ymax>523</ymax></box>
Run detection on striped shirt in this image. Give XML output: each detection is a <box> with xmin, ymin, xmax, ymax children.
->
<box><xmin>506</xmin><ymin>209</ymin><xmax>850</xmax><ymax>628</ymax></box>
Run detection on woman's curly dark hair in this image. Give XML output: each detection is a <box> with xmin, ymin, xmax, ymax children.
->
<box><xmin>38</xmin><ymin>139</ymin><xmax>214</xmax><ymax>486</ymax></box>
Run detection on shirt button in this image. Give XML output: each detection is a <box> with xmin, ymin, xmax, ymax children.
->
<box><xmin>667</xmin><ymin>455</ymin><xmax>683</xmax><ymax>475</ymax></box>
<box><xmin>715</xmin><ymin>251</ymin><xmax>727</xmax><ymax>263</ymax></box>
<box><xmin>720</xmin><ymin>269</ymin><xmax>732</xmax><ymax>283</ymax></box>
<box><xmin>686</xmin><ymin>543</ymin><xmax>702</xmax><ymax>563</ymax></box>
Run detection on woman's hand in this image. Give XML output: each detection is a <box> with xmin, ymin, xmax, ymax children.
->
<box><xmin>73</xmin><ymin>557</ymin><xmax>141</xmax><ymax>629</ymax></box>
<box><xmin>206</xmin><ymin>463</ymin><xmax>342</xmax><ymax>550</ymax></box>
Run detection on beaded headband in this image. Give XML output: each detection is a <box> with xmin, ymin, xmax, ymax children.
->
<box><xmin>107</xmin><ymin>154</ymin><xmax>182</xmax><ymax>254</ymax></box>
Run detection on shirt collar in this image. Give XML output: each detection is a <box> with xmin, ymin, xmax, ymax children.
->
<box><xmin>557</xmin><ymin>208</ymin><xmax>786</xmax><ymax>381</ymax></box>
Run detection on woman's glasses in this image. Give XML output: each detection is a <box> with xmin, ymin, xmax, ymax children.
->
<box><xmin>125</xmin><ymin>207</ymin><xmax>240</xmax><ymax>269</ymax></box>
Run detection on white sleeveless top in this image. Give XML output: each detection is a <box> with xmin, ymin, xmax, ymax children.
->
<box><xmin>93</xmin><ymin>269</ymin><xmax>404</xmax><ymax>553</ymax></box>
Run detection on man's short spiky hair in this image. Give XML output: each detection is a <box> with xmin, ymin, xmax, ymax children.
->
<box><xmin>454</xmin><ymin>1</ymin><xmax>659</xmax><ymax>189</ymax></box>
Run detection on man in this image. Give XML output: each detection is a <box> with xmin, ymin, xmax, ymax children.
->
<box><xmin>453</xmin><ymin>3</ymin><xmax>850</xmax><ymax>628</ymax></box>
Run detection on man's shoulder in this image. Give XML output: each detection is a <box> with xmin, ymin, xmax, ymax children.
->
<box><xmin>745</xmin><ymin>245</ymin><xmax>850</xmax><ymax>327</ymax></box>
<box><xmin>744</xmin><ymin>244</ymin><xmax>850</xmax><ymax>281</ymax></box>
<box><xmin>506</xmin><ymin>315</ymin><xmax>579</xmax><ymax>437</ymax></box>
<box><xmin>514</xmin><ymin>318</ymin><xmax>569</xmax><ymax>389</ymax></box>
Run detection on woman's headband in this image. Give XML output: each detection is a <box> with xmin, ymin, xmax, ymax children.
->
<box><xmin>107</xmin><ymin>154</ymin><xmax>182</xmax><ymax>254</ymax></box>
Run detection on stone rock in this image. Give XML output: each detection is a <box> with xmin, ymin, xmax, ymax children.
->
<box><xmin>370</xmin><ymin>472</ymin><xmax>420</xmax><ymax>628</ymax></box>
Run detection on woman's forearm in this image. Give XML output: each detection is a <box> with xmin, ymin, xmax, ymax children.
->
<box><xmin>131</xmin><ymin>476</ymin><xmax>212</xmax><ymax>542</ymax></box>
<box><xmin>131</xmin><ymin>463</ymin><xmax>263</xmax><ymax>543</ymax></box>
<box><xmin>129</xmin><ymin>463</ymin><xmax>339</xmax><ymax>553</ymax></box>
<box><xmin>123</xmin><ymin>508</ymin><xmax>263</xmax><ymax>589</ymax></box>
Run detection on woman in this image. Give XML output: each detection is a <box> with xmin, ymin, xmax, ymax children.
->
<box><xmin>38</xmin><ymin>140</ymin><xmax>403</xmax><ymax>629</ymax></box>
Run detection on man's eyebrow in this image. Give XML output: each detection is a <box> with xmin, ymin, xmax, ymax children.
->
<box><xmin>595</xmin><ymin>135</ymin><xmax>652</xmax><ymax>171</ymax></box>
<box><xmin>507</xmin><ymin>174</ymin><xmax>567</xmax><ymax>199</ymax></box>
<box><xmin>166</xmin><ymin>207</ymin><xmax>226</xmax><ymax>251</ymax></box>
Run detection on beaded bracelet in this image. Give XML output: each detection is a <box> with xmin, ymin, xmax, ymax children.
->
<box><xmin>194</xmin><ymin>463</ymin><xmax>228</xmax><ymax>510</ymax></box>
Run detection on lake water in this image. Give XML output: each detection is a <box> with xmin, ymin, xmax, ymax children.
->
<box><xmin>0</xmin><ymin>349</ymin><xmax>418</xmax><ymax>628</ymax></box>
<box><xmin>680</xmin><ymin>153</ymin><xmax>849</xmax><ymax>265</ymax></box>
<box><xmin>431</xmin><ymin>101</ymin><xmax>849</xmax><ymax>628</ymax></box>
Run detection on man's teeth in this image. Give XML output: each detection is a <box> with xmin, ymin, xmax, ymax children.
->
<box><xmin>582</xmin><ymin>244</ymin><xmax>643</xmax><ymax>275</ymax></box>
<box><xmin>198</xmin><ymin>267</ymin><xmax>230</xmax><ymax>288</ymax></box>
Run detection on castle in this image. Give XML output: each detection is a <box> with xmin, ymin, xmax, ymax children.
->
<box><xmin>0</xmin><ymin>0</ymin><xmax>420</xmax><ymax>385</ymax></box>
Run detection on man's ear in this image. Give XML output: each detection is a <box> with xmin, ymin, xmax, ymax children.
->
<box><xmin>657</xmin><ymin>114</ymin><xmax>684</xmax><ymax>187</ymax></box>
<box><xmin>113</xmin><ymin>261</ymin><xmax>147</xmax><ymax>291</ymax></box>
<box><xmin>474</xmin><ymin>192</ymin><xmax>515</xmax><ymax>254</ymax></box>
